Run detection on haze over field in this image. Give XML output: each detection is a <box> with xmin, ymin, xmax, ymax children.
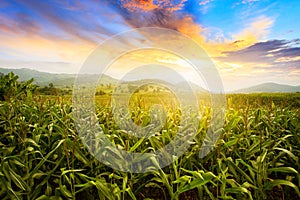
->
<box><xmin>1</xmin><ymin>67</ymin><xmax>299</xmax><ymax>93</ymax></box>
<box><xmin>0</xmin><ymin>0</ymin><xmax>299</xmax><ymax>91</ymax></box>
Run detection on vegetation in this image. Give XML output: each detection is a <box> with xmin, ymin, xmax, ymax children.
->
<box><xmin>0</xmin><ymin>73</ymin><xmax>299</xmax><ymax>199</ymax></box>
<box><xmin>0</xmin><ymin>72</ymin><xmax>36</xmax><ymax>101</ymax></box>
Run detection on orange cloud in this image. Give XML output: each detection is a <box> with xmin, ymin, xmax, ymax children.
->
<box><xmin>121</xmin><ymin>0</ymin><xmax>158</xmax><ymax>12</ymax></box>
<box><xmin>232</xmin><ymin>16</ymin><xmax>274</xmax><ymax>45</ymax></box>
<box><xmin>118</xmin><ymin>0</ymin><xmax>274</xmax><ymax>60</ymax></box>
<box><xmin>120</xmin><ymin>0</ymin><xmax>187</xmax><ymax>12</ymax></box>
<box><xmin>174</xmin><ymin>15</ymin><xmax>204</xmax><ymax>40</ymax></box>
<box><xmin>197</xmin><ymin>16</ymin><xmax>274</xmax><ymax>57</ymax></box>
<box><xmin>118</xmin><ymin>1</ymin><xmax>206</xmax><ymax>45</ymax></box>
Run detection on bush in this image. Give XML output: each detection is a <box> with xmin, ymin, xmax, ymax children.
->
<box><xmin>0</xmin><ymin>72</ymin><xmax>36</xmax><ymax>101</ymax></box>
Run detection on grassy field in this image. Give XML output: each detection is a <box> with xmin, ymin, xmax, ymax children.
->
<box><xmin>0</xmin><ymin>73</ymin><xmax>299</xmax><ymax>199</ymax></box>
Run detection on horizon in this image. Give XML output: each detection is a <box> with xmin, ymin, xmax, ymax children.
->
<box><xmin>1</xmin><ymin>67</ymin><xmax>299</xmax><ymax>93</ymax></box>
<box><xmin>0</xmin><ymin>0</ymin><xmax>299</xmax><ymax>91</ymax></box>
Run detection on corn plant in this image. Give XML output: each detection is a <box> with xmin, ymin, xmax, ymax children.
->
<box><xmin>0</xmin><ymin>74</ymin><xmax>299</xmax><ymax>199</ymax></box>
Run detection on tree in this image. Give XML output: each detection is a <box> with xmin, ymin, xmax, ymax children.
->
<box><xmin>37</xmin><ymin>83</ymin><xmax>59</xmax><ymax>95</ymax></box>
<box><xmin>96</xmin><ymin>90</ymin><xmax>106</xmax><ymax>95</ymax></box>
<box><xmin>0</xmin><ymin>72</ymin><xmax>36</xmax><ymax>101</ymax></box>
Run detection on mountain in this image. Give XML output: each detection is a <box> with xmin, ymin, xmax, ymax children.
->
<box><xmin>0</xmin><ymin>68</ymin><xmax>118</xmax><ymax>87</ymax></box>
<box><xmin>175</xmin><ymin>81</ymin><xmax>208</xmax><ymax>93</ymax></box>
<box><xmin>120</xmin><ymin>79</ymin><xmax>208</xmax><ymax>93</ymax></box>
<box><xmin>0</xmin><ymin>68</ymin><xmax>208</xmax><ymax>93</ymax></box>
<box><xmin>2</xmin><ymin>68</ymin><xmax>299</xmax><ymax>93</ymax></box>
<box><xmin>233</xmin><ymin>82</ymin><xmax>300</xmax><ymax>93</ymax></box>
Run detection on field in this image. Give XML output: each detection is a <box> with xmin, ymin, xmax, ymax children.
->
<box><xmin>0</xmin><ymin>73</ymin><xmax>299</xmax><ymax>200</ymax></box>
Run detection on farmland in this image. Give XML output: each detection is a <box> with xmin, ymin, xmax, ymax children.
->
<box><xmin>0</xmin><ymin>73</ymin><xmax>299</xmax><ymax>200</ymax></box>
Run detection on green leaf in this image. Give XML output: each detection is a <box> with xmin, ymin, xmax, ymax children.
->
<box><xmin>129</xmin><ymin>137</ymin><xmax>145</xmax><ymax>152</ymax></box>
<box><xmin>29</xmin><ymin>139</ymin><xmax>65</xmax><ymax>179</ymax></box>
<box><xmin>268</xmin><ymin>167</ymin><xmax>298</xmax><ymax>174</ymax></box>
<box><xmin>264</xmin><ymin>180</ymin><xmax>300</xmax><ymax>197</ymax></box>
<box><xmin>59</xmin><ymin>184</ymin><xmax>73</xmax><ymax>199</ymax></box>
<box><xmin>4</xmin><ymin>162</ymin><xmax>27</xmax><ymax>191</ymax></box>
<box><xmin>226</xmin><ymin>157</ymin><xmax>254</xmax><ymax>184</ymax></box>
<box><xmin>175</xmin><ymin>175</ymin><xmax>213</xmax><ymax>195</ymax></box>
<box><xmin>172</xmin><ymin>175</ymin><xmax>191</xmax><ymax>184</ymax></box>
<box><xmin>274</xmin><ymin>148</ymin><xmax>298</xmax><ymax>163</ymax></box>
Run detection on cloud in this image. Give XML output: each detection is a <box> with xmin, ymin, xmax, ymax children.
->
<box><xmin>113</xmin><ymin>0</ymin><xmax>207</xmax><ymax>48</ymax></box>
<box><xmin>119</xmin><ymin>0</ymin><xmax>187</xmax><ymax>12</ymax></box>
<box><xmin>90</xmin><ymin>2</ymin><xmax>278</xmax><ymax>87</ymax></box>
<box><xmin>232</xmin><ymin>16</ymin><xmax>274</xmax><ymax>46</ymax></box>
<box><xmin>214</xmin><ymin>38</ymin><xmax>300</xmax><ymax>88</ymax></box>
<box><xmin>241</xmin><ymin>0</ymin><xmax>259</xmax><ymax>4</ymax></box>
<box><xmin>233</xmin><ymin>0</ymin><xmax>259</xmax><ymax>7</ymax></box>
<box><xmin>220</xmin><ymin>39</ymin><xmax>300</xmax><ymax>64</ymax></box>
<box><xmin>0</xmin><ymin>33</ymin><xmax>95</xmax><ymax>65</ymax></box>
<box><xmin>0</xmin><ymin>13</ymin><xmax>41</xmax><ymax>35</ymax></box>
<box><xmin>116</xmin><ymin>0</ymin><xmax>199</xmax><ymax>33</ymax></box>
<box><xmin>0</xmin><ymin>1</ymin><xmax>274</xmax><ymax>63</ymax></box>
<box><xmin>198</xmin><ymin>0</ymin><xmax>214</xmax><ymax>14</ymax></box>
<box><xmin>0</xmin><ymin>0</ymin><xmax>130</xmax><ymax>70</ymax></box>
<box><xmin>174</xmin><ymin>15</ymin><xmax>274</xmax><ymax>58</ymax></box>
<box><xmin>114</xmin><ymin>1</ymin><xmax>274</xmax><ymax>58</ymax></box>
<box><xmin>199</xmin><ymin>0</ymin><xmax>213</xmax><ymax>6</ymax></box>
<box><xmin>11</xmin><ymin>0</ymin><xmax>125</xmax><ymax>43</ymax></box>
<box><xmin>1</xmin><ymin>0</ymin><xmax>298</xmax><ymax>91</ymax></box>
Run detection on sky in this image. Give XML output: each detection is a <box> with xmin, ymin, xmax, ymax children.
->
<box><xmin>0</xmin><ymin>0</ymin><xmax>299</xmax><ymax>91</ymax></box>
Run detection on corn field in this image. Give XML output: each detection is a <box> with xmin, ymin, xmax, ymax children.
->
<box><xmin>0</xmin><ymin>73</ymin><xmax>299</xmax><ymax>200</ymax></box>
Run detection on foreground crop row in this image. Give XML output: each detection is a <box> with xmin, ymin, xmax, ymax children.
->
<box><xmin>1</xmin><ymin>92</ymin><xmax>299</xmax><ymax>200</ymax></box>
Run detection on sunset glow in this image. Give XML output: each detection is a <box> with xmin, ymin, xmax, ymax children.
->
<box><xmin>0</xmin><ymin>0</ymin><xmax>299</xmax><ymax>91</ymax></box>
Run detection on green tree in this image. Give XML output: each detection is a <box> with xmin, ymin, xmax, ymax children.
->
<box><xmin>0</xmin><ymin>72</ymin><xmax>36</xmax><ymax>101</ymax></box>
<box><xmin>37</xmin><ymin>83</ymin><xmax>60</xmax><ymax>95</ymax></box>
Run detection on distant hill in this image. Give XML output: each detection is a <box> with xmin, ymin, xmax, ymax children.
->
<box><xmin>0</xmin><ymin>68</ymin><xmax>118</xmax><ymax>87</ymax></box>
<box><xmin>175</xmin><ymin>81</ymin><xmax>208</xmax><ymax>93</ymax></box>
<box><xmin>117</xmin><ymin>79</ymin><xmax>208</xmax><ymax>94</ymax></box>
<box><xmin>121</xmin><ymin>78</ymin><xmax>172</xmax><ymax>86</ymax></box>
<box><xmin>2</xmin><ymin>68</ymin><xmax>299</xmax><ymax>93</ymax></box>
<box><xmin>0</xmin><ymin>68</ymin><xmax>208</xmax><ymax>93</ymax></box>
<box><xmin>233</xmin><ymin>82</ymin><xmax>300</xmax><ymax>93</ymax></box>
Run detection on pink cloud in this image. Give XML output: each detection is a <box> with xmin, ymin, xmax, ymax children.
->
<box><xmin>199</xmin><ymin>0</ymin><xmax>213</xmax><ymax>6</ymax></box>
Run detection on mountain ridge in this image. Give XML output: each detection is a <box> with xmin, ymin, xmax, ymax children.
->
<box><xmin>232</xmin><ymin>82</ymin><xmax>300</xmax><ymax>93</ymax></box>
<box><xmin>0</xmin><ymin>68</ymin><xmax>118</xmax><ymax>87</ymax></box>
<box><xmin>1</xmin><ymin>68</ymin><xmax>299</xmax><ymax>93</ymax></box>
